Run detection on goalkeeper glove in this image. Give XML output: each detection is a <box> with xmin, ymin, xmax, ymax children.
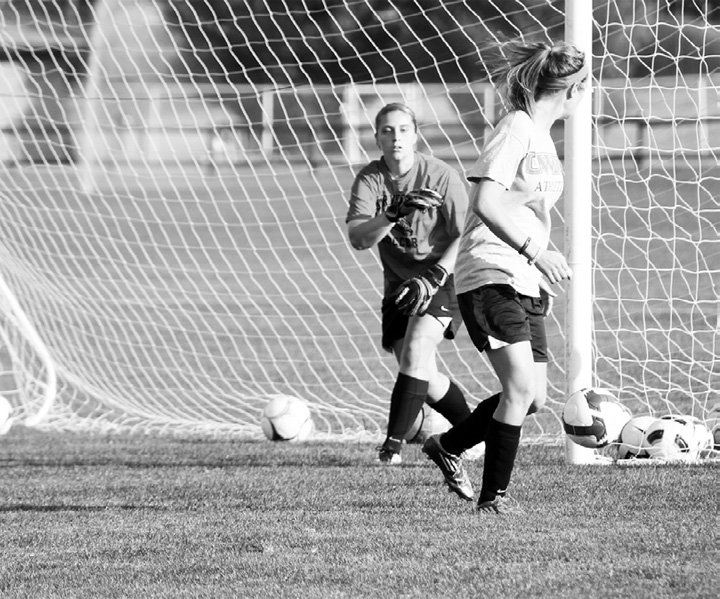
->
<box><xmin>392</xmin><ymin>264</ymin><xmax>449</xmax><ymax>316</ymax></box>
<box><xmin>385</xmin><ymin>188</ymin><xmax>443</xmax><ymax>223</ymax></box>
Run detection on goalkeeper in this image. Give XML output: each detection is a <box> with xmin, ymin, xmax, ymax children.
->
<box><xmin>346</xmin><ymin>103</ymin><xmax>473</xmax><ymax>464</ymax></box>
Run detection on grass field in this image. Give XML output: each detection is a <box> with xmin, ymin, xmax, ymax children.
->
<box><xmin>0</xmin><ymin>426</ymin><xmax>716</xmax><ymax>598</ymax></box>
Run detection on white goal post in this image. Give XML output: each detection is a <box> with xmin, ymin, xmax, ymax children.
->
<box><xmin>0</xmin><ymin>1</ymin><xmax>717</xmax><ymax>451</ymax></box>
<box><xmin>564</xmin><ymin>0</ymin><xmax>596</xmax><ymax>463</ymax></box>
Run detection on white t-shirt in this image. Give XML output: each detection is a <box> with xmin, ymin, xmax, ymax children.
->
<box><xmin>454</xmin><ymin>111</ymin><xmax>564</xmax><ymax>297</ymax></box>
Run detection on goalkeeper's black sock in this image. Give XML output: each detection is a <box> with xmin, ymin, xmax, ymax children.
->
<box><xmin>384</xmin><ymin>373</ymin><xmax>428</xmax><ymax>453</ymax></box>
<box><xmin>478</xmin><ymin>418</ymin><xmax>522</xmax><ymax>503</ymax></box>
<box><xmin>440</xmin><ymin>393</ymin><xmax>501</xmax><ymax>456</ymax></box>
<box><xmin>428</xmin><ymin>380</ymin><xmax>471</xmax><ymax>425</ymax></box>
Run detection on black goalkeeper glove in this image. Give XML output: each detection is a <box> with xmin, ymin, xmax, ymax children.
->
<box><xmin>385</xmin><ymin>188</ymin><xmax>443</xmax><ymax>223</ymax></box>
<box><xmin>392</xmin><ymin>264</ymin><xmax>449</xmax><ymax>316</ymax></box>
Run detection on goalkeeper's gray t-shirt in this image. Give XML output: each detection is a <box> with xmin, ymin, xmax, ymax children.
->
<box><xmin>347</xmin><ymin>152</ymin><xmax>468</xmax><ymax>296</ymax></box>
<box><xmin>454</xmin><ymin>110</ymin><xmax>565</xmax><ymax>298</ymax></box>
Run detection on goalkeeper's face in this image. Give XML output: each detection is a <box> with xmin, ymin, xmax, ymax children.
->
<box><xmin>375</xmin><ymin>111</ymin><xmax>418</xmax><ymax>164</ymax></box>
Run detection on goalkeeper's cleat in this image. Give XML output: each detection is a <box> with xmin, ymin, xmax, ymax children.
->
<box><xmin>376</xmin><ymin>446</ymin><xmax>402</xmax><ymax>465</ymax></box>
<box><xmin>422</xmin><ymin>434</ymin><xmax>474</xmax><ymax>501</ymax></box>
<box><xmin>476</xmin><ymin>495</ymin><xmax>523</xmax><ymax>515</ymax></box>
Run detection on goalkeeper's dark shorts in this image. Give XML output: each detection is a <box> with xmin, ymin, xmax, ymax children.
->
<box><xmin>381</xmin><ymin>275</ymin><xmax>462</xmax><ymax>352</ymax></box>
<box><xmin>457</xmin><ymin>284</ymin><xmax>548</xmax><ymax>363</ymax></box>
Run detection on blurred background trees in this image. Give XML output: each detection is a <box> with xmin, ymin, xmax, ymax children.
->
<box><xmin>161</xmin><ymin>0</ymin><xmax>719</xmax><ymax>84</ymax></box>
<box><xmin>161</xmin><ymin>0</ymin><xmax>564</xmax><ymax>85</ymax></box>
<box><xmin>2</xmin><ymin>0</ymin><xmax>717</xmax><ymax>83</ymax></box>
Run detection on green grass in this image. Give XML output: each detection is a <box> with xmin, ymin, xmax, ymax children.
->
<box><xmin>1</xmin><ymin>426</ymin><xmax>716</xmax><ymax>598</ymax></box>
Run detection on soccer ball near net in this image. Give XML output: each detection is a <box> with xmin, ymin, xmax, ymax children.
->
<box><xmin>641</xmin><ymin>415</ymin><xmax>711</xmax><ymax>461</ymax></box>
<box><xmin>0</xmin><ymin>395</ymin><xmax>12</xmax><ymax>435</ymax></box>
<box><xmin>404</xmin><ymin>405</ymin><xmax>451</xmax><ymax>444</ymax></box>
<box><xmin>260</xmin><ymin>394</ymin><xmax>314</xmax><ymax>442</ymax></box>
<box><xmin>706</xmin><ymin>403</ymin><xmax>720</xmax><ymax>450</ymax></box>
<box><xmin>687</xmin><ymin>417</ymin><xmax>715</xmax><ymax>456</ymax></box>
<box><xmin>562</xmin><ymin>388</ymin><xmax>632</xmax><ymax>449</ymax></box>
<box><xmin>642</xmin><ymin>416</ymin><xmax>694</xmax><ymax>461</ymax></box>
<box><xmin>617</xmin><ymin>415</ymin><xmax>657</xmax><ymax>459</ymax></box>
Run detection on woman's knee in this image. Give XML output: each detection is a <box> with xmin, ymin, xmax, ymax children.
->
<box><xmin>501</xmin><ymin>379</ymin><xmax>536</xmax><ymax>409</ymax></box>
<box><xmin>527</xmin><ymin>365</ymin><xmax>548</xmax><ymax>413</ymax></box>
<box><xmin>399</xmin><ymin>333</ymin><xmax>438</xmax><ymax>370</ymax></box>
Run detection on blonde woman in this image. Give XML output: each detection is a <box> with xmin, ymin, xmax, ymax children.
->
<box><xmin>423</xmin><ymin>39</ymin><xmax>589</xmax><ymax>512</ymax></box>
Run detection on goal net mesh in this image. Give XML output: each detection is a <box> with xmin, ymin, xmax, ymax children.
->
<box><xmin>0</xmin><ymin>0</ymin><xmax>717</xmax><ymax>441</ymax></box>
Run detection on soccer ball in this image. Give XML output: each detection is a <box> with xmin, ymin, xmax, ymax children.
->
<box><xmin>404</xmin><ymin>405</ymin><xmax>450</xmax><ymax>444</ymax></box>
<box><xmin>260</xmin><ymin>394</ymin><xmax>314</xmax><ymax>442</ymax></box>
<box><xmin>562</xmin><ymin>388</ymin><xmax>632</xmax><ymax>449</ymax></box>
<box><xmin>642</xmin><ymin>416</ymin><xmax>697</xmax><ymax>461</ymax></box>
<box><xmin>617</xmin><ymin>415</ymin><xmax>656</xmax><ymax>459</ymax></box>
<box><xmin>0</xmin><ymin>395</ymin><xmax>12</xmax><ymax>435</ymax></box>
<box><xmin>706</xmin><ymin>403</ymin><xmax>720</xmax><ymax>450</ymax></box>
<box><xmin>682</xmin><ymin>415</ymin><xmax>714</xmax><ymax>455</ymax></box>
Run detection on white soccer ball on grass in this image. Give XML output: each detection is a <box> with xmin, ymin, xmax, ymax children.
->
<box><xmin>404</xmin><ymin>405</ymin><xmax>484</xmax><ymax>460</ymax></box>
<box><xmin>617</xmin><ymin>415</ymin><xmax>656</xmax><ymax>459</ymax></box>
<box><xmin>705</xmin><ymin>403</ymin><xmax>720</xmax><ymax>450</ymax></box>
<box><xmin>404</xmin><ymin>405</ymin><xmax>450</xmax><ymax>444</ymax></box>
<box><xmin>682</xmin><ymin>415</ymin><xmax>714</xmax><ymax>456</ymax></box>
<box><xmin>0</xmin><ymin>395</ymin><xmax>13</xmax><ymax>435</ymax></box>
<box><xmin>641</xmin><ymin>415</ymin><xmax>700</xmax><ymax>461</ymax></box>
<box><xmin>562</xmin><ymin>387</ymin><xmax>632</xmax><ymax>449</ymax></box>
<box><xmin>260</xmin><ymin>394</ymin><xmax>314</xmax><ymax>442</ymax></box>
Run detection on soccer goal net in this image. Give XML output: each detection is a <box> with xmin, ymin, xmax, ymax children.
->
<box><xmin>0</xmin><ymin>0</ymin><xmax>717</xmax><ymax>443</ymax></box>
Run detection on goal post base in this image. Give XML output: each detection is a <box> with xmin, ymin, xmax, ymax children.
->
<box><xmin>564</xmin><ymin>438</ymin><xmax>613</xmax><ymax>465</ymax></box>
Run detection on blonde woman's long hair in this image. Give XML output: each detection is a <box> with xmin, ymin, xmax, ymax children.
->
<box><xmin>487</xmin><ymin>39</ymin><xmax>586</xmax><ymax>114</ymax></box>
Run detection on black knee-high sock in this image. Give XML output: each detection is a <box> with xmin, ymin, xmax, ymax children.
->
<box><xmin>384</xmin><ymin>373</ymin><xmax>428</xmax><ymax>453</ymax></box>
<box><xmin>439</xmin><ymin>393</ymin><xmax>501</xmax><ymax>456</ymax></box>
<box><xmin>428</xmin><ymin>380</ymin><xmax>471</xmax><ymax>425</ymax></box>
<box><xmin>479</xmin><ymin>418</ymin><xmax>522</xmax><ymax>503</ymax></box>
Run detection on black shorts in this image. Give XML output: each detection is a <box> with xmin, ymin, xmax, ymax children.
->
<box><xmin>457</xmin><ymin>284</ymin><xmax>548</xmax><ymax>363</ymax></box>
<box><xmin>381</xmin><ymin>275</ymin><xmax>462</xmax><ymax>352</ymax></box>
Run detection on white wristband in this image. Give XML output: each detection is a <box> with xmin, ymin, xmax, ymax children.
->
<box><xmin>526</xmin><ymin>246</ymin><xmax>542</xmax><ymax>265</ymax></box>
<box><xmin>522</xmin><ymin>240</ymin><xmax>542</xmax><ymax>265</ymax></box>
